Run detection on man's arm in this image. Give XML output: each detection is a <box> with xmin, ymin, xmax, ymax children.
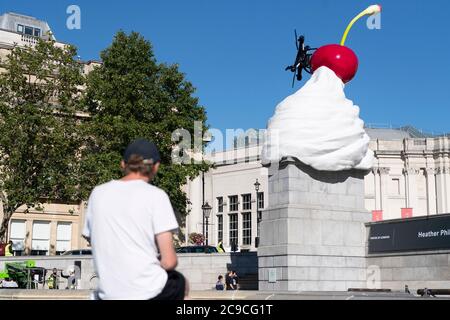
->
<box><xmin>156</xmin><ymin>232</ymin><xmax>178</xmax><ymax>271</ymax></box>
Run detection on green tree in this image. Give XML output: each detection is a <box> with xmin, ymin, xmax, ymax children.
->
<box><xmin>0</xmin><ymin>39</ymin><xmax>85</xmax><ymax>241</ymax></box>
<box><xmin>81</xmin><ymin>31</ymin><xmax>209</xmax><ymax>224</ymax></box>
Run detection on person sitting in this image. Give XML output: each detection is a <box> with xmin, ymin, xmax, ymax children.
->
<box><xmin>225</xmin><ymin>271</ymin><xmax>235</xmax><ymax>291</ymax></box>
<box><xmin>215</xmin><ymin>275</ymin><xmax>225</xmax><ymax>291</ymax></box>
<box><xmin>231</xmin><ymin>271</ymin><xmax>239</xmax><ymax>290</ymax></box>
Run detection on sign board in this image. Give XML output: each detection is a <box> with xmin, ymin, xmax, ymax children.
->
<box><xmin>368</xmin><ymin>214</ymin><xmax>450</xmax><ymax>254</ymax></box>
<box><xmin>268</xmin><ymin>268</ymin><xmax>277</xmax><ymax>283</ymax></box>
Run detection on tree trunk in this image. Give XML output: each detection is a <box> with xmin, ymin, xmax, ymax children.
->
<box><xmin>0</xmin><ymin>192</ymin><xmax>17</xmax><ymax>243</ymax></box>
<box><xmin>0</xmin><ymin>209</ymin><xmax>14</xmax><ymax>243</ymax></box>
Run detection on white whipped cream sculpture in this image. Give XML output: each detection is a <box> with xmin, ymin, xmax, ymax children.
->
<box><xmin>262</xmin><ymin>4</ymin><xmax>382</xmax><ymax>171</ymax></box>
<box><xmin>262</xmin><ymin>66</ymin><xmax>374</xmax><ymax>171</ymax></box>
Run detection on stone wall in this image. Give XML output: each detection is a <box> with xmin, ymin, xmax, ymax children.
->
<box><xmin>258</xmin><ymin>158</ymin><xmax>371</xmax><ymax>291</ymax></box>
<box><xmin>0</xmin><ymin>256</ymin><xmax>95</xmax><ymax>290</ymax></box>
<box><xmin>177</xmin><ymin>253</ymin><xmax>258</xmax><ymax>290</ymax></box>
<box><xmin>367</xmin><ymin>250</ymin><xmax>450</xmax><ymax>292</ymax></box>
<box><xmin>0</xmin><ymin>252</ymin><xmax>258</xmax><ymax>291</ymax></box>
<box><xmin>1</xmin><ymin>251</ymin><xmax>449</xmax><ymax>293</ymax></box>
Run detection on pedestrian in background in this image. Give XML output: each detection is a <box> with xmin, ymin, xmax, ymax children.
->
<box><xmin>225</xmin><ymin>271</ymin><xmax>235</xmax><ymax>290</ymax></box>
<box><xmin>4</xmin><ymin>240</ymin><xmax>13</xmax><ymax>257</ymax></box>
<box><xmin>215</xmin><ymin>275</ymin><xmax>225</xmax><ymax>291</ymax></box>
<box><xmin>216</xmin><ymin>241</ymin><xmax>225</xmax><ymax>253</ymax></box>
<box><xmin>48</xmin><ymin>268</ymin><xmax>60</xmax><ymax>290</ymax></box>
<box><xmin>232</xmin><ymin>271</ymin><xmax>239</xmax><ymax>290</ymax></box>
<box><xmin>61</xmin><ymin>270</ymin><xmax>77</xmax><ymax>290</ymax></box>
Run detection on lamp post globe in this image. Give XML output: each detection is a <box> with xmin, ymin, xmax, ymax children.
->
<box><xmin>254</xmin><ymin>179</ymin><xmax>261</xmax><ymax>192</ymax></box>
<box><xmin>202</xmin><ymin>202</ymin><xmax>212</xmax><ymax>246</ymax></box>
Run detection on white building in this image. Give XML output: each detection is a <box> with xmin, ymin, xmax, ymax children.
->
<box><xmin>185</xmin><ymin>127</ymin><xmax>450</xmax><ymax>252</ymax></box>
<box><xmin>0</xmin><ymin>12</ymin><xmax>99</xmax><ymax>256</ymax></box>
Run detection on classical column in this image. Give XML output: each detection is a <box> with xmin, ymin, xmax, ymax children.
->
<box><xmin>435</xmin><ymin>167</ymin><xmax>449</xmax><ymax>214</ymax></box>
<box><xmin>404</xmin><ymin>167</ymin><xmax>420</xmax><ymax>215</ymax></box>
<box><xmin>50</xmin><ymin>221</ymin><xmax>57</xmax><ymax>255</ymax></box>
<box><xmin>188</xmin><ymin>176</ymin><xmax>202</xmax><ymax>237</ymax></box>
<box><xmin>445</xmin><ymin>167</ymin><xmax>450</xmax><ymax>214</ymax></box>
<box><xmin>425</xmin><ymin>168</ymin><xmax>437</xmax><ymax>215</ymax></box>
<box><xmin>379</xmin><ymin>167</ymin><xmax>390</xmax><ymax>216</ymax></box>
<box><xmin>79</xmin><ymin>201</ymin><xmax>89</xmax><ymax>248</ymax></box>
<box><xmin>25</xmin><ymin>220</ymin><xmax>33</xmax><ymax>255</ymax></box>
<box><xmin>373</xmin><ymin>167</ymin><xmax>381</xmax><ymax>211</ymax></box>
<box><xmin>444</xmin><ymin>152</ymin><xmax>450</xmax><ymax>214</ymax></box>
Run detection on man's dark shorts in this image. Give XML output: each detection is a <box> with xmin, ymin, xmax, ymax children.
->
<box><xmin>151</xmin><ymin>270</ymin><xmax>186</xmax><ymax>300</ymax></box>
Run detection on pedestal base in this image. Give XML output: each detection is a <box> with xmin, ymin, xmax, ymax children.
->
<box><xmin>258</xmin><ymin>157</ymin><xmax>371</xmax><ymax>291</ymax></box>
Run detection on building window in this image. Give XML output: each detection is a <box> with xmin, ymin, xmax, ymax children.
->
<box><xmin>16</xmin><ymin>25</ymin><xmax>41</xmax><ymax>37</ymax></box>
<box><xmin>229</xmin><ymin>213</ymin><xmax>238</xmax><ymax>246</ymax></box>
<box><xmin>9</xmin><ymin>220</ymin><xmax>26</xmax><ymax>256</ymax></box>
<box><xmin>389</xmin><ymin>178</ymin><xmax>401</xmax><ymax>195</ymax></box>
<box><xmin>24</xmin><ymin>26</ymin><xmax>34</xmax><ymax>36</ymax></box>
<box><xmin>229</xmin><ymin>195</ymin><xmax>238</xmax><ymax>212</ymax></box>
<box><xmin>217</xmin><ymin>215</ymin><xmax>223</xmax><ymax>243</ymax></box>
<box><xmin>242</xmin><ymin>194</ymin><xmax>252</xmax><ymax>211</ymax></box>
<box><xmin>257</xmin><ymin>192</ymin><xmax>265</xmax><ymax>209</ymax></box>
<box><xmin>217</xmin><ymin>197</ymin><xmax>224</xmax><ymax>213</ymax></box>
<box><xmin>242</xmin><ymin>212</ymin><xmax>252</xmax><ymax>246</ymax></box>
<box><xmin>56</xmin><ymin>222</ymin><xmax>72</xmax><ymax>255</ymax></box>
<box><xmin>31</xmin><ymin>221</ymin><xmax>50</xmax><ymax>256</ymax></box>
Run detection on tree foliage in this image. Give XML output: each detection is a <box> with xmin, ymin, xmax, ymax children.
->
<box><xmin>81</xmin><ymin>31</ymin><xmax>209</xmax><ymax>220</ymax></box>
<box><xmin>0</xmin><ymin>39</ymin><xmax>85</xmax><ymax>241</ymax></box>
<box><xmin>0</xmin><ymin>31</ymin><xmax>209</xmax><ymax>242</ymax></box>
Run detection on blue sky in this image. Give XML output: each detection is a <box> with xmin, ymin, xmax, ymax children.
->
<box><xmin>2</xmin><ymin>0</ymin><xmax>450</xmax><ymax>138</ymax></box>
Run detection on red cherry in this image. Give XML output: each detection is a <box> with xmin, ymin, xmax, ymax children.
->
<box><xmin>310</xmin><ymin>44</ymin><xmax>359</xmax><ymax>83</ymax></box>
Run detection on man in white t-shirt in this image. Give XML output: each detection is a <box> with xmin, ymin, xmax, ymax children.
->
<box><xmin>83</xmin><ymin>139</ymin><xmax>187</xmax><ymax>300</ymax></box>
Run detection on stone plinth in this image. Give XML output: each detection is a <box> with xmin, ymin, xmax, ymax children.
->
<box><xmin>258</xmin><ymin>157</ymin><xmax>371</xmax><ymax>291</ymax></box>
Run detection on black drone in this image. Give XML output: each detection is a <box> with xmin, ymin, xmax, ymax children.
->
<box><xmin>285</xmin><ymin>31</ymin><xmax>317</xmax><ymax>87</ymax></box>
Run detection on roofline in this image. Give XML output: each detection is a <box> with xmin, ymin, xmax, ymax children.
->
<box><xmin>2</xmin><ymin>12</ymin><xmax>39</xmax><ymax>20</ymax></box>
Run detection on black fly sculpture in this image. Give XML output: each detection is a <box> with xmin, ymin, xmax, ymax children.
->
<box><xmin>285</xmin><ymin>31</ymin><xmax>317</xmax><ymax>87</ymax></box>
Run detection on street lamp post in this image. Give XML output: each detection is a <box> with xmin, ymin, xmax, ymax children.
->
<box><xmin>254</xmin><ymin>179</ymin><xmax>262</xmax><ymax>248</ymax></box>
<box><xmin>202</xmin><ymin>202</ymin><xmax>212</xmax><ymax>246</ymax></box>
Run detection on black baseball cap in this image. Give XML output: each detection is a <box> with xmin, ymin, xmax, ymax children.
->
<box><xmin>123</xmin><ymin>139</ymin><xmax>161</xmax><ymax>164</ymax></box>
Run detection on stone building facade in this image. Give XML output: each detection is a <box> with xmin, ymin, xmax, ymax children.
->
<box><xmin>185</xmin><ymin>129</ymin><xmax>450</xmax><ymax>252</ymax></box>
<box><xmin>0</xmin><ymin>12</ymin><xmax>99</xmax><ymax>255</ymax></box>
<box><xmin>1</xmin><ymin>12</ymin><xmax>449</xmax><ymax>258</ymax></box>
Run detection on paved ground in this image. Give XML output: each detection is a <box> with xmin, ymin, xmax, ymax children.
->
<box><xmin>190</xmin><ymin>290</ymin><xmax>450</xmax><ymax>300</ymax></box>
<box><xmin>1</xmin><ymin>289</ymin><xmax>449</xmax><ymax>300</ymax></box>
